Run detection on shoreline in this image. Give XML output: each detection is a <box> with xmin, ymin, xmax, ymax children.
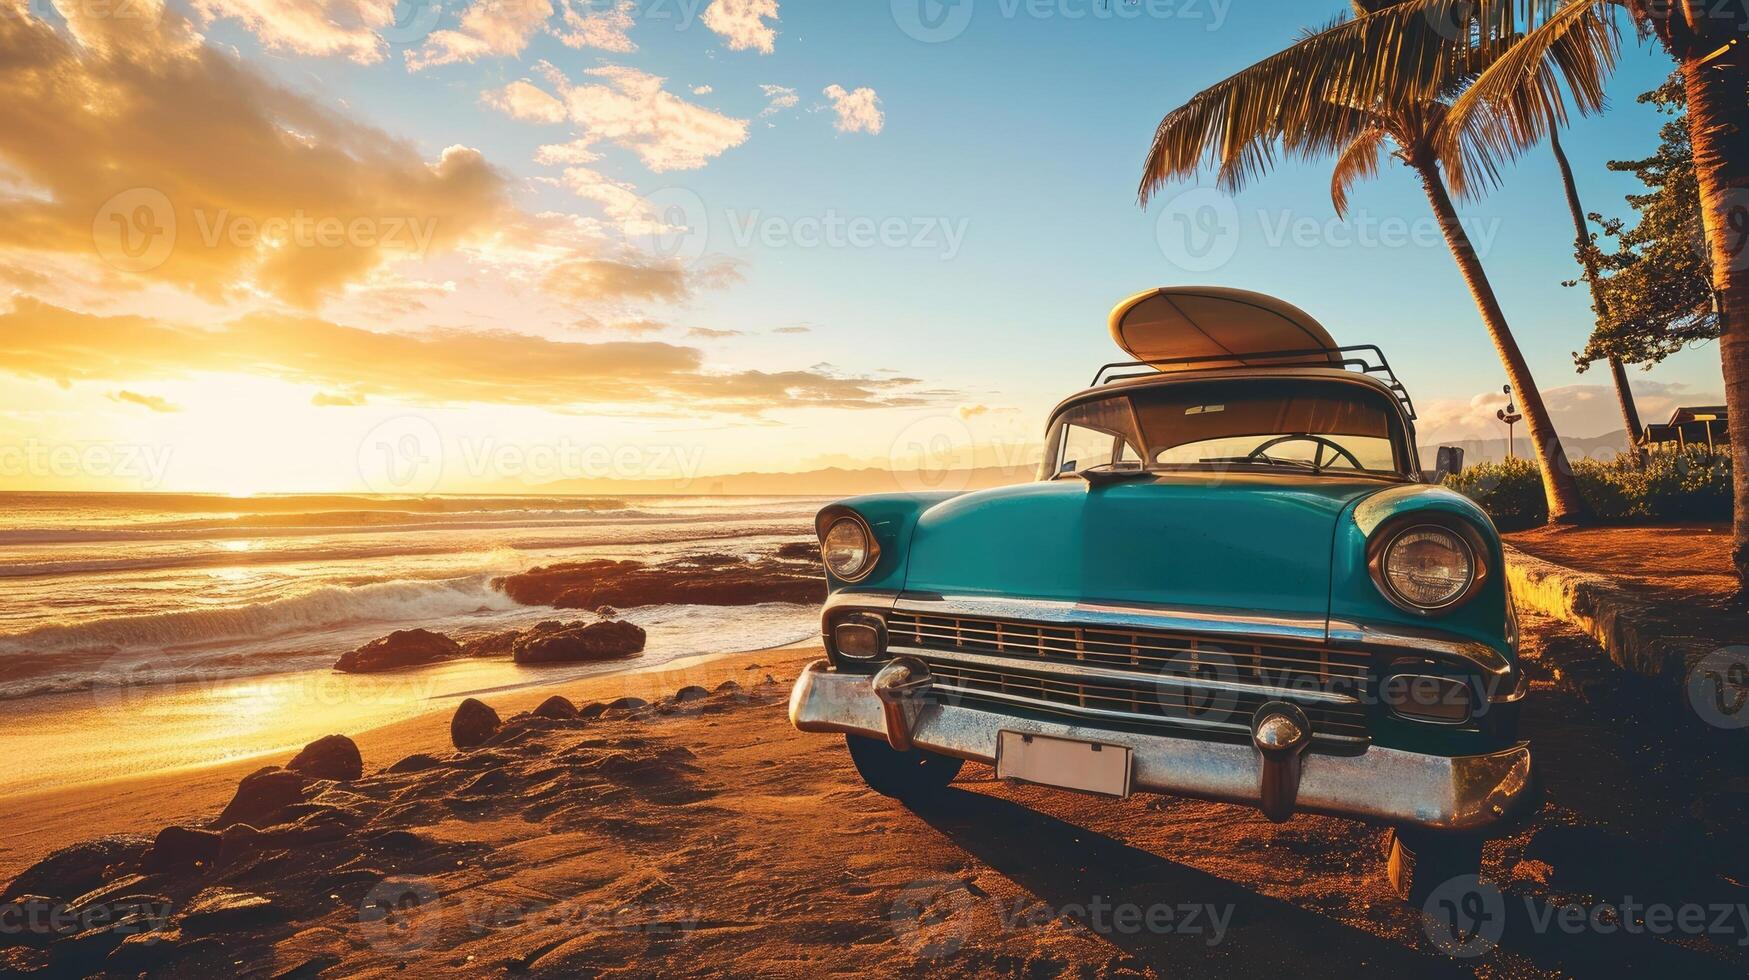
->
<box><xmin>0</xmin><ymin>641</ymin><xmax>822</xmax><ymax>883</ymax></box>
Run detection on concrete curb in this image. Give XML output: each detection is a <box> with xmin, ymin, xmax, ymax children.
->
<box><xmin>1503</xmin><ymin>544</ymin><xmax>1719</xmax><ymax>687</ymax></box>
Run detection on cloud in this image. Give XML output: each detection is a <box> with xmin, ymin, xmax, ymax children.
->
<box><xmin>109</xmin><ymin>390</ymin><xmax>180</xmax><ymax>413</ymax></box>
<box><xmin>823</xmin><ymin>84</ymin><xmax>884</xmax><ymax>135</ymax></box>
<box><xmin>0</xmin><ymin>7</ymin><xmax>511</xmax><ymax>307</ymax></box>
<box><xmin>759</xmin><ymin>84</ymin><xmax>798</xmax><ymax>118</ymax></box>
<box><xmin>771</xmin><ymin>324</ymin><xmax>810</xmax><ymax>334</ymax></box>
<box><xmin>0</xmin><ymin>299</ymin><xmax>942</xmax><ymax>415</ymax></box>
<box><xmin>701</xmin><ymin>0</ymin><xmax>779</xmax><ymax>54</ymax></box>
<box><xmin>540</xmin><ymin>257</ymin><xmax>691</xmax><ymax>303</ymax></box>
<box><xmin>191</xmin><ymin>0</ymin><xmax>399</xmax><ymax>63</ymax></box>
<box><xmin>493</xmin><ymin>66</ymin><xmax>749</xmax><ymax>173</ymax></box>
<box><xmin>404</xmin><ymin>0</ymin><xmax>553</xmax><ymax>71</ymax></box>
<box><xmin>554</xmin><ymin>0</ymin><xmax>636</xmax><ymax>52</ymax></box>
<box><xmin>534</xmin><ymin>140</ymin><xmax>603</xmax><ymax>166</ymax></box>
<box><xmin>1417</xmin><ymin>380</ymin><xmax>1726</xmax><ymax>446</ymax></box>
<box><xmin>692</xmin><ymin>85</ymin><xmax>713</xmax><ymax>96</ymax></box>
<box><xmin>688</xmin><ymin>327</ymin><xmax>744</xmax><ymax>338</ymax></box>
<box><xmin>956</xmin><ymin>404</ymin><xmax>990</xmax><ymax>420</ymax></box>
<box><xmin>311</xmin><ymin>391</ymin><xmax>367</xmax><ymax>406</ymax></box>
<box><xmin>483</xmin><ymin>80</ymin><xmax>570</xmax><ymax>123</ymax></box>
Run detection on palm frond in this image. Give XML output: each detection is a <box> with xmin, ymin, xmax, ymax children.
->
<box><xmin>1330</xmin><ymin>127</ymin><xmax>1391</xmax><ymax>217</ymax></box>
<box><xmin>1441</xmin><ymin>0</ymin><xmax>1619</xmax><ymax>192</ymax></box>
<box><xmin>1138</xmin><ymin>0</ymin><xmax>1492</xmax><ymax>205</ymax></box>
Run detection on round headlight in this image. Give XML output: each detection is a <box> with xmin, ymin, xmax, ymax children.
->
<box><xmin>821</xmin><ymin>517</ymin><xmax>873</xmax><ymax>580</ymax></box>
<box><xmin>1381</xmin><ymin>526</ymin><xmax>1475</xmax><ymax>608</ymax></box>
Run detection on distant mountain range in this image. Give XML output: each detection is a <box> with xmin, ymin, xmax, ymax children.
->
<box><xmin>536</xmin><ymin>432</ymin><xmax>1633</xmax><ymax>497</ymax></box>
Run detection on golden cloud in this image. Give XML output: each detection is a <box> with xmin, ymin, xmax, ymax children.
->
<box><xmin>0</xmin><ymin>5</ymin><xmax>509</xmax><ymax>307</ymax></box>
<box><xmin>0</xmin><ymin>299</ymin><xmax>942</xmax><ymax>414</ymax></box>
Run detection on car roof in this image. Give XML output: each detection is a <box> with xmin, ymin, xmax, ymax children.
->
<box><xmin>1049</xmin><ymin>366</ymin><xmax>1416</xmax><ymax>428</ymax></box>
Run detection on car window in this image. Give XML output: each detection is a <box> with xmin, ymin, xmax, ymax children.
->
<box><xmin>1043</xmin><ymin>378</ymin><xmax>1404</xmax><ymax>478</ymax></box>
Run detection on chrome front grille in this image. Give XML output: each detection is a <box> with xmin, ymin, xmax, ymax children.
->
<box><xmin>887</xmin><ymin>611</ymin><xmax>1372</xmax><ymax>746</ymax></box>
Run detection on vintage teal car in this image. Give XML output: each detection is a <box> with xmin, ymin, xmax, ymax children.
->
<box><xmin>789</xmin><ymin>287</ymin><xmax>1534</xmax><ymax>902</ymax></box>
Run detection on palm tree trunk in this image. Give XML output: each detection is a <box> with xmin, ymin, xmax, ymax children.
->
<box><xmin>1549</xmin><ymin>124</ymin><xmax>1645</xmax><ymax>459</ymax></box>
<box><xmin>1678</xmin><ymin>51</ymin><xmax>1749</xmax><ymax>598</ymax></box>
<box><xmin>1412</xmin><ymin>159</ymin><xmax>1589</xmax><ymax>523</ymax></box>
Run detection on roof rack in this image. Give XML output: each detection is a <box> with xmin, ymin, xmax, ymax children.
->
<box><xmin>1089</xmin><ymin>344</ymin><xmax>1417</xmax><ymax>420</ymax></box>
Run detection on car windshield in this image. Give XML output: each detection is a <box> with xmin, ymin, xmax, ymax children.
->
<box><xmin>1042</xmin><ymin>378</ymin><xmax>1406</xmax><ymax>479</ymax></box>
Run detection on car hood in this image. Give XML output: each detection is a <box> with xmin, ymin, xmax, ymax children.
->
<box><xmin>902</xmin><ymin>474</ymin><xmax>1389</xmax><ymax>620</ymax></box>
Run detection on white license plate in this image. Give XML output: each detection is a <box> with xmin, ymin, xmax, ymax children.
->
<box><xmin>996</xmin><ymin>731</ymin><xmax>1133</xmax><ymax>798</ymax></box>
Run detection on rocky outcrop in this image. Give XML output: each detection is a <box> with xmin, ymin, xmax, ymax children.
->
<box><xmin>141</xmin><ymin>827</ymin><xmax>222</xmax><ymax>874</ymax></box>
<box><xmin>460</xmin><ymin>629</ymin><xmax>521</xmax><ymax>658</ymax></box>
<box><xmin>495</xmin><ymin>553</ymin><xmax>824</xmax><ymax>610</ymax></box>
<box><xmin>533</xmin><ymin>696</ymin><xmax>579</xmax><ymax>719</ymax></box>
<box><xmin>510</xmin><ymin>620</ymin><xmax>646</xmax><ymax>664</ymax></box>
<box><xmin>333</xmin><ymin>629</ymin><xmax>462</xmax><ymax>674</ymax></box>
<box><xmin>286</xmin><ymin>735</ymin><xmax>363</xmax><ymax>781</ymax></box>
<box><xmin>215</xmin><ymin>768</ymin><xmax>308</xmax><ymax>829</ymax></box>
<box><xmin>451</xmin><ymin>698</ymin><xmax>501</xmax><ymax>749</ymax></box>
<box><xmin>2</xmin><ymin>836</ymin><xmax>150</xmax><ymax>904</ymax></box>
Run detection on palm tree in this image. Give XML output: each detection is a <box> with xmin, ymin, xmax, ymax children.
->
<box><xmin>1138</xmin><ymin>1</ymin><xmax>1595</xmax><ymax>522</ymax></box>
<box><xmin>1442</xmin><ymin>0</ymin><xmax>1749</xmax><ymax>595</ymax></box>
<box><xmin>1547</xmin><ymin>120</ymin><xmax>1646</xmax><ymax>459</ymax></box>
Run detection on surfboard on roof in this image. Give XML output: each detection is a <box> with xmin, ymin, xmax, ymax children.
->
<box><xmin>1108</xmin><ymin>286</ymin><xmax>1342</xmax><ymax>372</ymax></box>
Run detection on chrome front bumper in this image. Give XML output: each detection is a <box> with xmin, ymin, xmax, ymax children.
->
<box><xmin>789</xmin><ymin>659</ymin><xmax>1534</xmax><ymax>832</ymax></box>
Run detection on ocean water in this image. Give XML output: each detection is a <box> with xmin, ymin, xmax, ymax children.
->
<box><xmin>0</xmin><ymin>493</ymin><xmax>826</xmax><ymax>704</ymax></box>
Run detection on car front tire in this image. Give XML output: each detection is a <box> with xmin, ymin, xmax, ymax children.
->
<box><xmin>844</xmin><ymin>734</ymin><xmax>964</xmax><ymax>800</ymax></box>
<box><xmin>1384</xmin><ymin>827</ymin><xmax>1485</xmax><ymax>905</ymax></box>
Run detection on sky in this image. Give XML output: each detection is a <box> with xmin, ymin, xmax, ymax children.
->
<box><xmin>0</xmin><ymin>0</ymin><xmax>1726</xmax><ymax>494</ymax></box>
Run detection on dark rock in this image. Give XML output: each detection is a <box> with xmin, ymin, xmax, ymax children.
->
<box><xmin>578</xmin><ymin>702</ymin><xmax>608</xmax><ymax>720</ymax></box>
<box><xmin>451</xmin><ymin>698</ymin><xmax>501</xmax><ymax>749</ymax></box>
<box><xmin>714</xmin><ymin>680</ymin><xmax>741</xmax><ymax>693</ymax></box>
<box><xmin>533</xmin><ymin>696</ymin><xmax>579</xmax><ymax>719</ymax></box>
<box><xmin>386</xmin><ymin>752</ymin><xmax>444</xmax><ymax>774</ymax></box>
<box><xmin>596</xmin><ymin>605</ymin><xmax>618</xmax><ymax>618</ymax></box>
<box><xmin>495</xmin><ymin>554</ymin><xmax>825</xmax><ymax>610</ymax></box>
<box><xmin>511</xmin><ymin>620</ymin><xmax>646</xmax><ymax>664</ymax></box>
<box><xmin>775</xmin><ymin>541</ymin><xmax>818</xmax><ymax>560</ymax></box>
<box><xmin>604</xmin><ymin>696</ymin><xmax>648</xmax><ymax>711</ymax></box>
<box><xmin>106</xmin><ymin>927</ymin><xmax>183</xmax><ymax>972</ymax></box>
<box><xmin>674</xmin><ymin>685</ymin><xmax>710</xmax><ymax>702</ymax></box>
<box><xmin>215</xmin><ymin>825</ymin><xmax>264</xmax><ymax>868</ymax></box>
<box><xmin>287</xmin><ymin>735</ymin><xmax>363</xmax><ymax>781</ymax></box>
<box><xmin>459</xmin><ymin>769</ymin><xmax>511</xmax><ymax>795</ymax></box>
<box><xmin>333</xmin><ymin>628</ymin><xmax>461</xmax><ymax>673</ymax></box>
<box><xmin>176</xmin><ymin>887</ymin><xmax>278</xmax><ymax>934</ymax></box>
<box><xmin>64</xmin><ymin>874</ymin><xmax>153</xmax><ymax>915</ymax></box>
<box><xmin>215</xmin><ymin>767</ymin><xmax>308</xmax><ymax>829</ymax></box>
<box><xmin>3</xmin><ymin>836</ymin><xmax>150</xmax><ymax>903</ymax></box>
<box><xmin>460</xmin><ymin>629</ymin><xmax>521</xmax><ymax>658</ymax></box>
<box><xmin>141</xmin><ymin>826</ymin><xmax>222</xmax><ymax>874</ymax></box>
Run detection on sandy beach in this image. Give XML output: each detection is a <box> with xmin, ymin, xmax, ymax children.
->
<box><xmin>0</xmin><ymin>642</ymin><xmax>822</xmax><ymax>884</ymax></box>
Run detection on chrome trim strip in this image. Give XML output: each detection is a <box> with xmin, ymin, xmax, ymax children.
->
<box><xmin>929</xmin><ymin>681</ymin><xmax>1368</xmax><ymax>744</ymax></box>
<box><xmin>790</xmin><ymin>661</ymin><xmax>1533</xmax><ymax>832</ymax></box>
<box><xmin>893</xmin><ymin>594</ymin><xmax>1329</xmax><ymax>644</ymax></box>
<box><xmin>1327</xmin><ymin>620</ymin><xmax>1512</xmax><ymax>677</ymax></box>
<box><xmin>895</xmin><ymin>644</ymin><xmax>1362</xmax><ymax>706</ymax></box>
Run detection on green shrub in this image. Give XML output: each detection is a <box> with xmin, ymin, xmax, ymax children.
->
<box><xmin>1442</xmin><ymin>446</ymin><xmax>1732</xmax><ymax>526</ymax></box>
